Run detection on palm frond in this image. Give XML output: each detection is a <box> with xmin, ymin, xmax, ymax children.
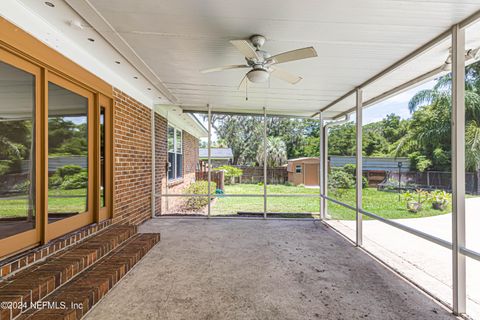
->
<box><xmin>408</xmin><ymin>89</ymin><xmax>437</xmax><ymax>113</ymax></box>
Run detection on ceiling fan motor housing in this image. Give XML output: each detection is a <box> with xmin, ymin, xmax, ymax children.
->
<box><xmin>250</xmin><ymin>34</ymin><xmax>266</xmax><ymax>48</ymax></box>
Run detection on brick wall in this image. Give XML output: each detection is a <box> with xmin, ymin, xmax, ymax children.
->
<box><xmin>112</xmin><ymin>88</ymin><xmax>152</xmax><ymax>225</ymax></box>
<box><xmin>155</xmin><ymin>125</ymin><xmax>200</xmax><ymax>215</ymax></box>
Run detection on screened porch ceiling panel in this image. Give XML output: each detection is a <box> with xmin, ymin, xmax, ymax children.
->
<box><xmin>22</xmin><ymin>0</ymin><xmax>480</xmax><ymax>118</ymax></box>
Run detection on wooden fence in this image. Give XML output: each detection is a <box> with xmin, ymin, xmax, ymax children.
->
<box><xmin>195</xmin><ymin>170</ymin><xmax>225</xmax><ymax>191</ymax></box>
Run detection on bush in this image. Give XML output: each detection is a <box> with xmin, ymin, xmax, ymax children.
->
<box><xmin>342</xmin><ymin>164</ymin><xmax>356</xmax><ymax>176</ymax></box>
<box><xmin>183</xmin><ymin>181</ymin><xmax>217</xmax><ymax>211</ymax></box>
<box><xmin>49</xmin><ymin>174</ymin><xmax>63</xmax><ymax>189</ymax></box>
<box><xmin>214</xmin><ymin>165</ymin><xmax>243</xmax><ymax>184</ymax></box>
<box><xmin>329</xmin><ymin>169</ymin><xmax>354</xmax><ymax>195</ymax></box>
<box><xmin>0</xmin><ymin>160</ymin><xmax>12</xmax><ymax>175</ymax></box>
<box><xmin>56</xmin><ymin>165</ymin><xmax>83</xmax><ymax>178</ymax></box>
<box><xmin>362</xmin><ymin>176</ymin><xmax>368</xmax><ymax>188</ymax></box>
<box><xmin>60</xmin><ymin>171</ymin><xmax>88</xmax><ymax>190</ymax></box>
<box><xmin>342</xmin><ymin>164</ymin><xmax>367</xmax><ymax>188</ymax></box>
<box><xmin>13</xmin><ymin>179</ymin><xmax>30</xmax><ymax>193</ymax></box>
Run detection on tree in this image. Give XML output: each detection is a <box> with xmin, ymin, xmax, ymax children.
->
<box><xmin>407</xmin><ymin>62</ymin><xmax>480</xmax><ymax>172</ymax></box>
<box><xmin>328</xmin><ymin>122</ymin><xmax>356</xmax><ymax>156</ymax></box>
<box><xmin>256</xmin><ymin>137</ymin><xmax>287</xmax><ymax>167</ymax></box>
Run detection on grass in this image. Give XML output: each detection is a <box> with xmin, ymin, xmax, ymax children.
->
<box><xmin>211</xmin><ymin>184</ymin><xmax>453</xmax><ymax>220</ymax></box>
<box><xmin>0</xmin><ymin>184</ymin><xmax>456</xmax><ymax>220</ymax></box>
<box><xmin>0</xmin><ymin>188</ymin><xmax>87</xmax><ymax>218</ymax></box>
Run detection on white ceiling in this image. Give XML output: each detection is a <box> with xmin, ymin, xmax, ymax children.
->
<box><xmin>11</xmin><ymin>0</ymin><xmax>480</xmax><ymax>118</ymax></box>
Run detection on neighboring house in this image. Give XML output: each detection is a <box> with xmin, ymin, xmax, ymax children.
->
<box><xmin>199</xmin><ymin>148</ymin><xmax>233</xmax><ymax>168</ymax></box>
<box><xmin>329</xmin><ymin>156</ymin><xmax>410</xmax><ymax>171</ymax></box>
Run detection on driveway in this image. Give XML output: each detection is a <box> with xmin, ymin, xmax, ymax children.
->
<box><xmin>327</xmin><ymin>197</ymin><xmax>480</xmax><ymax>319</ymax></box>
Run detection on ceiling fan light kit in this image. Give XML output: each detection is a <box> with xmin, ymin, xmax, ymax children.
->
<box><xmin>200</xmin><ymin>34</ymin><xmax>318</xmax><ymax>88</ymax></box>
<box><xmin>247</xmin><ymin>68</ymin><xmax>270</xmax><ymax>83</ymax></box>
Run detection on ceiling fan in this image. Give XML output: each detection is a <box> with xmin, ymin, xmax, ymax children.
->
<box><xmin>200</xmin><ymin>35</ymin><xmax>317</xmax><ymax>89</ymax></box>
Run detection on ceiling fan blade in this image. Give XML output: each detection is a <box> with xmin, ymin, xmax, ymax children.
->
<box><xmin>200</xmin><ymin>64</ymin><xmax>249</xmax><ymax>74</ymax></box>
<box><xmin>270</xmin><ymin>47</ymin><xmax>317</xmax><ymax>64</ymax></box>
<box><xmin>238</xmin><ymin>74</ymin><xmax>249</xmax><ymax>91</ymax></box>
<box><xmin>230</xmin><ymin>40</ymin><xmax>260</xmax><ymax>60</ymax></box>
<box><xmin>270</xmin><ymin>66</ymin><xmax>302</xmax><ymax>85</ymax></box>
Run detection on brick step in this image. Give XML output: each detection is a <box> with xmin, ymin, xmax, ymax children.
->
<box><xmin>17</xmin><ymin>233</ymin><xmax>160</xmax><ymax>320</ymax></box>
<box><xmin>0</xmin><ymin>225</ymin><xmax>137</xmax><ymax>320</ymax></box>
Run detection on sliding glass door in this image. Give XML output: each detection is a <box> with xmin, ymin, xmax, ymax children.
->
<box><xmin>0</xmin><ymin>50</ymin><xmax>42</xmax><ymax>256</ymax></box>
<box><xmin>0</xmin><ymin>44</ymin><xmax>112</xmax><ymax>258</ymax></box>
<box><xmin>45</xmin><ymin>74</ymin><xmax>95</xmax><ymax>240</ymax></box>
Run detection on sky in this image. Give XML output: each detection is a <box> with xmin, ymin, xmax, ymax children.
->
<box><xmin>363</xmin><ymin>80</ymin><xmax>435</xmax><ymax>125</ymax></box>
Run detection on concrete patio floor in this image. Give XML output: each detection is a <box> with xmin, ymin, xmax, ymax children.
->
<box><xmin>85</xmin><ymin>218</ymin><xmax>456</xmax><ymax>320</ymax></box>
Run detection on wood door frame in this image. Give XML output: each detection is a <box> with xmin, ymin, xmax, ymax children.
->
<box><xmin>0</xmin><ymin>49</ymin><xmax>42</xmax><ymax>257</ymax></box>
<box><xmin>45</xmin><ymin>73</ymin><xmax>95</xmax><ymax>241</ymax></box>
<box><xmin>98</xmin><ymin>94</ymin><xmax>113</xmax><ymax>221</ymax></box>
<box><xmin>0</xmin><ymin>18</ymin><xmax>114</xmax><ymax>258</ymax></box>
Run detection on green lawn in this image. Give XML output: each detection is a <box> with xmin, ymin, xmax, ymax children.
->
<box><xmin>0</xmin><ymin>184</ymin><xmax>455</xmax><ymax>220</ymax></box>
<box><xmin>211</xmin><ymin>184</ymin><xmax>452</xmax><ymax>220</ymax></box>
<box><xmin>0</xmin><ymin>188</ymin><xmax>87</xmax><ymax>218</ymax></box>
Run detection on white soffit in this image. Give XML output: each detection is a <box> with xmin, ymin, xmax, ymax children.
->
<box><xmin>77</xmin><ymin>0</ymin><xmax>480</xmax><ymax>118</ymax></box>
<box><xmin>10</xmin><ymin>0</ymin><xmax>480</xmax><ymax>118</ymax></box>
<box><xmin>155</xmin><ymin>105</ymin><xmax>208</xmax><ymax>139</ymax></box>
<box><xmin>2</xmin><ymin>0</ymin><xmax>170</xmax><ymax>108</ymax></box>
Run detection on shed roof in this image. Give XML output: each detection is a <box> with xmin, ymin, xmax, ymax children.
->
<box><xmin>199</xmin><ymin>148</ymin><xmax>233</xmax><ymax>159</ymax></box>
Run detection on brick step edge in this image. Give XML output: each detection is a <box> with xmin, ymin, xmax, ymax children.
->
<box><xmin>0</xmin><ymin>225</ymin><xmax>137</xmax><ymax>320</ymax></box>
<box><xmin>18</xmin><ymin>233</ymin><xmax>160</xmax><ymax>320</ymax></box>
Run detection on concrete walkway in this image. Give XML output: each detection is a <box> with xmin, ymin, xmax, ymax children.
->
<box><xmin>328</xmin><ymin>197</ymin><xmax>480</xmax><ymax>320</ymax></box>
<box><xmin>86</xmin><ymin>219</ymin><xmax>455</xmax><ymax>320</ymax></box>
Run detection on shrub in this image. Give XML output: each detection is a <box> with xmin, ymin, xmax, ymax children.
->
<box><xmin>342</xmin><ymin>164</ymin><xmax>367</xmax><ymax>188</ymax></box>
<box><xmin>0</xmin><ymin>160</ymin><xmax>12</xmax><ymax>175</ymax></box>
<box><xmin>183</xmin><ymin>181</ymin><xmax>217</xmax><ymax>211</ymax></box>
<box><xmin>13</xmin><ymin>179</ymin><xmax>30</xmax><ymax>193</ymax></box>
<box><xmin>342</xmin><ymin>164</ymin><xmax>356</xmax><ymax>176</ymax></box>
<box><xmin>430</xmin><ymin>190</ymin><xmax>451</xmax><ymax>211</ymax></box>
<box><xmin>49</xmin><ymin>174</ymin><xmax>63</xmax><ymax>189</ymax></box>
<box><xmin>214</xmin><ymin>165</ymin><xmax>243</xmax><ymax>184</ymax></box>
<box><xmin>56</xmin><ymin>165</ymin><xmax>83</xmax><ymax>178</ymax></box>
<box><xmin>328</xmin><ymin>169</ymin><xmax>354</xmax><ymax>196</ymax></box>
<box><xmin>402</xmin><ymin>189</ymin><xmax>430</xmax><ymax>213</ymax></box>
<box><xmin>284</xmin><ymin>181</ymin><xmax>294</xmax><ymax>187</ymax></box>
<box><xmin>60</xmin><ymin>171</ymin><xmax>88</xmax><ymax>190</ymax></box>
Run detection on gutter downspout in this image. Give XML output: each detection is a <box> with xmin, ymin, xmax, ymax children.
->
<box><xmin>321</xmin><ymin>114</ymin><xmax>350</xmax><ymax>218</ymax></box>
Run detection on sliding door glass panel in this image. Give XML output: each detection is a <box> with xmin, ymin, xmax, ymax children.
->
<box><xmin>0</xmin><ymin>61</ymin><xmax>36</xmax><ymax>240</ymax></box>
<box><xmin>47</xmin><ymin>82</ymin><xmax>88</xmax><ymax>222</ymax></box>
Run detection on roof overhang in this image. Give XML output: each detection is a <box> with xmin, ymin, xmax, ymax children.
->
<box><xmin>155</xmin><ymin>104</ymin><xmax>208</xmax><ymax>138</ymax></box>
<box><xmin>9</xmin><ymin>0</ymin><xmax>480</xmax><ymax>119</ymax></box>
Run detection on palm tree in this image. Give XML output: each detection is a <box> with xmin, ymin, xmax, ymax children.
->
<box><xmin>256</xmin><ymin>137</ymin><xmax>287</xmax><ymax>167</ymax></box>
<box><xmin>407</xmin><ymin>63</ymin><xmax>480</xmax><ymax>172</ymax></box>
